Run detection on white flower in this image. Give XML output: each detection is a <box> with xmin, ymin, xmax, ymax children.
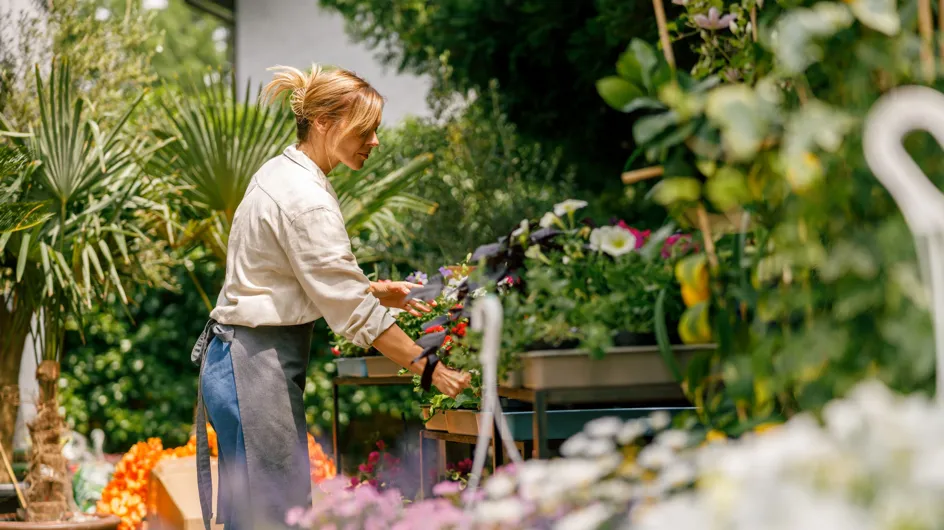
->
<box><xmin>553</xmin><ymin>503</ymin><xmax>613</xmax><ymax>530</ymax></box>
<box><xmin>561</xmin><ymin>433</ymin><xmax>592</xmax><ymax>457</ymax></box>
<box><xmin>655</xmin><ymin>429</ymin><xmax>690</xmax><ymax>450</ymax></box>
<box><xmin>540</xmin><ymin>212</ymin><xmax>560</xmax><ymax>228</ymax></box>
<box><xmin>553</xmin><ymin>199</ymin><xmax>588</xmax><ymax>216</ymax></box>
<box><xmin>649</xmin><ymin>410</ymin><xmax>672</xmax><ymax>431</ymax></box>
<box><xmin>475</xmin><ymin>498</ymin><xmax>528</xmax><ymax>524</ymax></box>
<box><xmin>589</xmin><ymin>226</ymin><xmax>636</xmax><ymax>257</ymax></box>
<box><xmin>617</xmin><ymin>420</ymin><xmax>647</xmax><ymax>445</ymax></box>
<box><xmin>142</xmin><ymin>0</ymin><xmax>169</xmax><ymax>9</ymax></box>
<box><xmin>584</xmin><ymin>417</ymin><xmax>624</xmax><ymax>439</ymax></box>
<box><xmin>637</xmin><ymin>444</ymin><xmax>675</xmax><ymax>470</ymax></box>
<box><xmin>511</xmin><ymin>219</ymin><xmax>530</xmax><ymax>237</ymax></box>
<box><xmin>484</xmin><ymin>473</ymin><xmax>516</xmax><ymax>499</ymax></box>
<box><xmin>94</xmin><ymin>7</ymin><xmax>111</xmax><ymax>20</ymax></box>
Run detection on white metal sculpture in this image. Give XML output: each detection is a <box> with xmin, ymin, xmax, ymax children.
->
<box><xmin>464</xmin><ymin>295</ymin><xmax>524</xmax><ymax>508</ymax></box>
<box><xmin>864</xmin><ymin>85</ymin><xmax>944</xmax><ymax>403</ymax></box>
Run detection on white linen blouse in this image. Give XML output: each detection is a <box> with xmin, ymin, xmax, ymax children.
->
<box><xmin>209</xmin><ymin>145</ymin><xmax>396</xmax><ymax>348</ymax></box>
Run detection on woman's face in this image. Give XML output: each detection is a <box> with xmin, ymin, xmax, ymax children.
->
<box><xmin>332</xmin><ymin>127</ymin><xmax>380</xmax><ymax>171</ymax></box>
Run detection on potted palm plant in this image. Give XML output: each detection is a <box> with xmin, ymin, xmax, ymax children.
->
<box><xmin>0</xmin><ymin>61</ymin><xmax>171</xmax><ymax>527</ymax></box>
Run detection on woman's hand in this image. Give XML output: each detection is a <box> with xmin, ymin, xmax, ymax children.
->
<box><xmin>370</xmin><ymin>280</ymin><xmax>435</xmax><ymax>317</ymax></box>
<box><xmin>431</xmin><ymin>363</ymin><xmax>472</xmax><ymax>399</ymax></box>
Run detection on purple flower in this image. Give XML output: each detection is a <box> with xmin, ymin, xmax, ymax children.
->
<box><xmin>432</xmin><ymin>480</ymin><xmax>463</xmax><ymax>497</ymax></box>
<box><xmin>694</xmin><ymin>7</ymin><xmax>737</xmax><ymax>30</ymax></box>
<box><xmin>438</xmin><ymin>266</ymin><xmax>453</xmax><ymax>278</ymax></box>
<box><xmin>405</xmin><ymin>271</ymin><xmax>428</xmax><ymax>285</ymax></box>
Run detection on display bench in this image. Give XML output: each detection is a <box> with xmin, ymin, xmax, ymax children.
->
<box><xmin>331</xmin><ymin>375</ymin><xmax>414</xmax><ymax>469</ymax></box>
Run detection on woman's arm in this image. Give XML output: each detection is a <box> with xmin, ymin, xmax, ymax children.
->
<box><xmin>372</xmin><ymin>325</ymin><xmax>471</xmax><ymax>398</ymax></box>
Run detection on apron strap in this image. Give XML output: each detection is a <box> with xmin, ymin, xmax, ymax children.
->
<box><xmin>193</xmin><ymin>319</ymin><xmax>217</xmax><ymax>530</ymax></box>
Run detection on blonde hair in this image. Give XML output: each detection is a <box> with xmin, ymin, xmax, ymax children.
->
<box><xmin>261</xmin><ymin>64</ymin><xmax>384</xmax><ymax>145</ymax></box>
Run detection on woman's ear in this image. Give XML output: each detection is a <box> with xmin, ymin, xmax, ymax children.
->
<box><xmin>313</xmin><ymin>115</ymin><xmax>331</xmax><ymax>135</ymax></box>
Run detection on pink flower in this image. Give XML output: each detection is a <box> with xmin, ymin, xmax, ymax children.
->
<box><xmin>349</xmin><ymin>476</ymin><xmax>361</xmax><ymax>488</ymax></box>
<box><xmin>368</xmin><ymin>451</ymin><xmax>381</xmax><ymax>465</ymax></box>
<box><xmin>284</xmin><ymin>506</ymin><xmax>306</xmax><ymax>526</ymax></box>
<box><xmin>376</xmin><ymin>440</ymin><xmax>386</xmax><ymax>451</ymax></box>
<box><xmin>616</xmin><ymin>221</ymin><xmax>650</xmax><ymax>249</ymax></box>
<box><xmin>432</xmin><ymin>481</ymin><xmax>463</xmax><ymax>497</ymax></box>
<box><xmin>662</xmin><ymin>234</ymin><xmax>698</xmax><ymax>258</ymax></box>
<box><xmin>368</xmin><ymin>478</ymin><xmax>379</xmax><ymax>488</ymax></box>
<box><xmin>358</xmin><ymin>463</ymin><xmax>374</xmax><ymax>474</ymax></box>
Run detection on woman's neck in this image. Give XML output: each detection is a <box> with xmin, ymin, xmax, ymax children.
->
<box><xmin>297</xmin><ymin>141</ymin><xmax>335</xmax><ymax>175</ymax></box>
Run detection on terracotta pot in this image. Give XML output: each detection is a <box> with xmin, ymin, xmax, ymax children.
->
<box><xmin>0</xmin><ymin>514</ymin><xmax>120</xmax><ymax>530</ymax></box>
<box><xmin>421</xmin><ymin>405</ymin><xmax>447</xmax><ymax>432</ymax></box>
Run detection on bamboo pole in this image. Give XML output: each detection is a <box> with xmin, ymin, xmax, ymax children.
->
<box><xmin>919</xmin><ymin>0</ymin><xmax>935</xmax><ymax>82</ymax></box>
<box><xmin>750</xmin><ymin>6</ymin><xmax>758</xmax><ymax>42</ymax></box>
<box><xmin>621</xmin><ymin>166</ymin><xmax>664</xmax><ymax>184</ymax></box>
<box><xmin>0</xmin><ymin>438</ymin><xmax>27</xmax><ymax>512</ymax></box>
<box><xmin>939</xmin><ymin>0</ymin><xmax>944</xmax><ymax>65</ymax></box>
<box><xmin>652</xmin><ymin>0</ymin><xmax>676</xmax><ymax>68</ymax></box>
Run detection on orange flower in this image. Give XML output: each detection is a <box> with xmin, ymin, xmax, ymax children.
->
<box><xmin>307</xmin><ymin>433</ymin><xmax>337</xmax><ymax>484</ymax></box>
<box><xmin>97</xmin><ymin>425</ymin><xmax>218</xmax><ymax>530</ymax></box>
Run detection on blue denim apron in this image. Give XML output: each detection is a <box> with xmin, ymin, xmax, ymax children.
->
<box><xmin>192</xmin><ymin>320</ymin><xmax>314</xmax><ymax>530</ymax></box>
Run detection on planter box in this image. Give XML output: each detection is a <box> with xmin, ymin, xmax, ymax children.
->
<box><xmin>445</xmin><ymin>410</ymin><xmax>479</xmax><ymax>436</ymax></box>
<box><xmin>335</xmin><ymin>356</ymin><xmax>402</xmax><ymax>378</ymax></box>
<box><xmin>502</xmin><ymin>344</ymin><xmax>714</xmax><ymax>390</ymax></box>
<box><xmin>441</xmin><ymin>407</ymin><xmax>695</xmax><ymax>439</ymax></box>
<box><xmin>421</xmin><ymin>406</ymin><xmax>448</xmax><ymax>432</ymax></box>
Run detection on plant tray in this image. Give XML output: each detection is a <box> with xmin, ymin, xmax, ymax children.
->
<box><xmin>335</xmin><ymin>356</ymin><xmax>402</xmax><ymax>378</ymax></box>
<box><xmin>475</xmin><ymin>407</ymin><xmax>694</xmax><ymax>441</ymax></box>
<box><xmin>502</xmin><ymin>344</ymin><xmax>714</xmax><ymax>390</ymax></box>
<box><xmin>445</xmin><ymin>410</ymin><xmax>479</xmax><ymax>436</ymax></box>
<box><xmin>421</xmin><ymin>406</ymin><xmax>448</xmax><ymax>432</ymax></box>
<box><xmin>441</xmin><ymin>407</ymin><xmax>694</xmax><ymax>439</ymax></box>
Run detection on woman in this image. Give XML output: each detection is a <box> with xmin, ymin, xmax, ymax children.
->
<box><xmin>190</xmin><ymin>64</ymin><xmax>471</xmax><ymax>530</ymax></box>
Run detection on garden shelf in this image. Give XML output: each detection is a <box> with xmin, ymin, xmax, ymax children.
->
<box><xmin>421</xmin><ymin>405</ymin><xmax>447</xmax><ymax>432</ymax></box>
<box><xmin>334</xmin><ymin>356</ymin><xmax>402</xmax><ymax>378</ymax></box>
<box><xmin>502</xmin><ymin>344</ymin><xmax>714</xmax><ymax>390</ymax></box>
<box><xmin>442</xmin><ymin>407</ymin><xmax>692</xmax><ymax>439</ymax></box>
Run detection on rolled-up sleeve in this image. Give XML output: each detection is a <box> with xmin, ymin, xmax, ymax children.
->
<box><xmin>284</xmin><ymin>206</ymin><xmax>396</xmax><ymax>348</ymax></box>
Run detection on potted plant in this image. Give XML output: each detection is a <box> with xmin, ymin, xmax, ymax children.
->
<box><xmin>0</xmin><ymin>62</ymin><xmax>171</xmax><ymax>527</ymax></box>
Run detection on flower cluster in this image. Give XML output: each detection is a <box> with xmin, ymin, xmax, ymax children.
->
<box><xmin>634</xmin><ymin>381</ymin><xmax>944</xmax><ymax>530</ymax></box>
<box><xmin>287</xmin><ymin>475</ymin><xmax>468</xmax><ymax>530</ymax></box>
<box><xmin>97</xmin><ymin>428</ymin><xmax>335</xmax><ymax>530</ymax></box>
<box><xmin>349</xmin><ymin>440</ymin><xmax>402</xmax><ymax>490</ymax></box>
<box><xmin>96</xmin><ymin>426</ymin><xmax>219</xmax><ymax>530</ymax></box>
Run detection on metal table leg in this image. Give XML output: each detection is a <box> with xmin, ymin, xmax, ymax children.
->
<box><xmin>332</xmin><ymin>381</ymin><xmax>340</xmax><ymax>469</ymax></box>
<box><xmin>533</xmin><ymin>390</ymin><xmax>549</xmax><ymax>459</ymax></box>
<box><xmin>492</xmin><ymin>416</ymin><xmax>504</xmax><ymax>471</ymax></box>
<box><xmin>418</xmin><ymin>430</ymin><xmax>427</xmax><ymax>500</ymax></box>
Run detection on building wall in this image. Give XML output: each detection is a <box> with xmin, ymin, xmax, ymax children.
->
<box><xmin>234</xmin><ymin>0</ymin><xmax>432</xmax><ymax>126</ymax></box>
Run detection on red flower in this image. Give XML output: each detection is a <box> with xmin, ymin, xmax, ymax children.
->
<box><xmin>451</xmin><ymin>304</ymin><xmax>463</xmax><ymax>311</ymax></box>
<box><xmin>349</xmin><ymin>476</ymin><xmax>360</xmax><ymax>488</ymax></box>
<box><xmin>331</xmin><ymin>347</ymin><xmax>341</xmax><ymax>356</ymax></box>
<box><xmin>425</xmin><ymin>325</ymin><xmax>445</xmax><ymax>334</ymax></box>
<box><xmin>368</xmin><ymin>451</ymin><xmax>380</xmax><ymax>465</ymax></box>
<box><xmin>368</xmin><ymin>479</ymin><xmax>379</xmax><ymax>488</ymax></box>
<box><xmin>358</xmin><ymin>463</ymin><xmax>374</xmax><ymax>474</ymax></box>
<box><xmin>376</xmin><ymin>440</ymin><xmax>386</xmax><ymax>451</ymax></box>
<box><xmin>451</xmin><ymin>322</ymin><xmax>468</xmax><ymax>337</ymax></box>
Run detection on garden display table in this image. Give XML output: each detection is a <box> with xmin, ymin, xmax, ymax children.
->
<box><xmin>498</xmin><ymin>386</ymin><xmax>693</xmax><ymax>458</ymax></box>
<box><xmin>331</xmin><ymin>375</ymin><xmax>414</xmax><ymax>468</ymax></box>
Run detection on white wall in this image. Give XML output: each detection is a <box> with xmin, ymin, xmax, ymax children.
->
<box><xmin>234</xmin><ymin>0</ymin><xmax>431</xmax><ymax>126</ymax></box>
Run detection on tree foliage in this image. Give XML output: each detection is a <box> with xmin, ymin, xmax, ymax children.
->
<box><xmin>318</xmin><ymin>0</ymin><xmax>666</xmax><ymax>197</ymax></box>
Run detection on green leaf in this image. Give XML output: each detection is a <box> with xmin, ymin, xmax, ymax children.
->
<box><xmin>847</xmin><ymin>0</ymin><xmax>900</xmax><ymax>35</ymax></box>
<box><xmin>16</xmin><ymin>232</ymin><xmax>30</xmax><ymax>281</ymax></box>
<box><xmin>0</xmin><ymin>201</ymin><xmax>54</xmax><ymax>233</ymax></box>
<box><xmin>633</xmin><ymin>111</ymin><xmax>679</xmax><ymax>146</ymax></box>
<box><xmin>655</xmin><ymin>289</ymin><xmax>683</xmax><ymax>382</ymax></box>
<box><xmin>705</xmin><ymin>166</ymin><xmax>750</xmax><ymax>211</ymax></box>
<box><xmin>616</xmin><ymin>45</ymin><xmax>644</xmax><ymax>86</ymax></box>
<box><xmin>650</xmin><ymin>177</ymin><xmax>702</xmax><ymax>206</ymax></box>
<box><xmin>596</xmin><ymin>77</ymin><xmax>644</xmax><ymax>112</ymax></box>
<box><xmin>87</xmin><ymin>244</ymin><xmax>105</xmax><ymax>281</ymax></box>
<box><xmin>705</xmin><ymin>85</ymin><xmax>769</xmax><ymax>162</ymax></box>
<box><xmin>630</xmin><ymin>39</ymin><xmax>659</xmax><ymax>91</ymax></box>
<box><xmin>623</xmin><ymin>97</ymin><xmax>666</xmax><ymax>114</ymax></box>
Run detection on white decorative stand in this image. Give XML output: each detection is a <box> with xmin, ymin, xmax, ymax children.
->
<box><xmin>864</xmin><ymin>85</ymin><xmax>944</xmax><ymax>403</ymax></box>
